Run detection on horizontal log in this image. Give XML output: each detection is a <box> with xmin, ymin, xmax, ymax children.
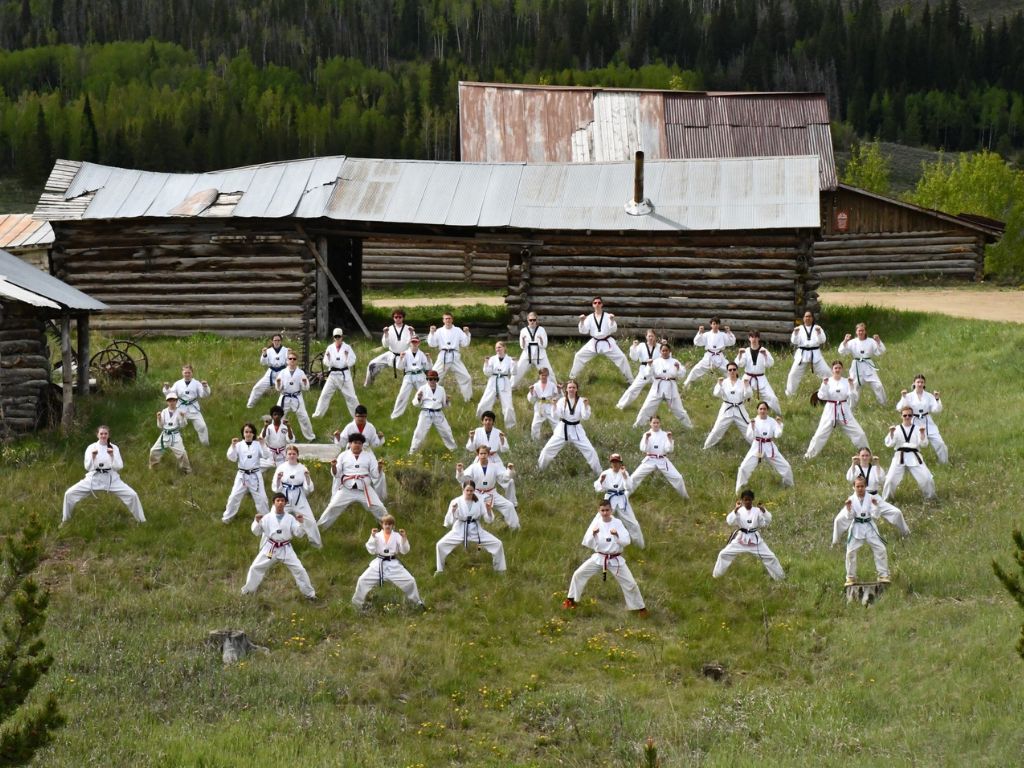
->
<box><xmin>526</xmin><ymin>288</ymin><xmax>794</xmax><ymax>301</ymax></box>
<box><xmin>815</xmin><ymin>259</ymin><xmax>978</xmax><ymax>273</ymax></box>
<box><xmin>0</xmin><ymin>354</ymin><xmax>49</xmax><ymax>368</ymax></box>
<box><xmin>529</xmin><ymin>277</ymin><xmax>797</xmax><ymax>290</ymax></box>
<box><xmin>0</xmin><ymin>340</ymin><xmax>47</xmax><ymax>354</ymax></box>
<box><xmin>91</xmin><ymin>317</ymin><xmax>305</xmax><ymax>331</ymax></box>
<box><xmin>99</xmin><ymin>303</ymin><xmax>307</xmax><ymax>316</ymax></box>
<box><xmin>70</xmin><ymin>281</ymin><xmax>311</xmax><ymax>295</ymax></box>
<box><xmin>63</xmin><ymin>268</ymin><xmax>312</xmax><ymax>284</ymax></box>
<box><xmin>812</xmin><ymin>253</ymin><xmax>980</xmax><ymax>266</ymax></box>
<box><xmin>529</xmin><ymin>266</ymin><xmax>796</xmax><ymax>280</ymax></box>
<box><xmin>811</xmin><ymin>244</ymin><xmax>976</xmax><ymax>258</ymax></box>
<box><xmin>535</xmin><ymin>248</ymin><xmax>798</xmax><ymax>260</ymax></box>
<box><xmin>820</xmin><ymin>229</ymin><xmax>964</xmax><ymax>241</ymax></box>
<box><xmin>815</xmin><ymin>235</ymin><xmax>978</xmax><ymax>249</ymax></box>
<box><xmin>1</xmin><ymin>417</ymin><xmax>38</xmax><ymax>431</ymax></box>
<box><xmin>81</xmin><ymin>291</ymin><xmax>305</xmax><ymax>304</ymax></box>
<box><xmin>0</xmin><ymin>366</ymin><xmax>50</xmax><ymax>379</ymax></box>
<box><xmin>529</xmin><ymin>257</ymin><xmax>798</xmax><ymax>270</ymax></box>
<box><xmin>1</xmin><ymin>380</ymin><xmax>52</xmax><ymax>391</ymax></box>
<box><xmin>817</xmin><ymin>267</ymin><xmax>976</xmax><ymax>279</ymax></box>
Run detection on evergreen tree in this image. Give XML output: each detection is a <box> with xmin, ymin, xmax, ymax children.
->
<box><xmin>993</xmin><ymin>529</ymin><xmax>1024</xmax><ymax>661</ymax></box>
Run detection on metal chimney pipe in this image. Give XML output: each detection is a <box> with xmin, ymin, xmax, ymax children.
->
<box><xmin>633</xmin><ymin>150</ymin><xmax>645</xmax><ymax>205</ymax></box>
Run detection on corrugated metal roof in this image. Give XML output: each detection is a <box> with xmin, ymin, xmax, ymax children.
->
<box><xmin>36</xmin><ymin>155</ymin><xmax>821</xmax><ymax>233</ymax></box>
<box><xmin>0</xmin><ymin>248</ymin><xmax>107</xmax><ymax>311</ymax></box>
<box><xmin>459</xmin><ymin>82</ymin><xmax>838</xmax><ymax>191</ymax></box>
<box><xmin>0</xmin><ymin>214</ymin><xmax>54</xmax><ymax>249</ymax></box>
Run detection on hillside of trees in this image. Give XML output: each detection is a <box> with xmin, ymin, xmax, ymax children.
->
<box><xmin>1</xmin><ymin>0</ymin><xmax>1023</xmax><ymax>183</ymax></box>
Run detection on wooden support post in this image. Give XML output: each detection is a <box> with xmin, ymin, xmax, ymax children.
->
<box><xmin>60</xmin><ymin>313</ymin><xmax>74</xmax><ymax>434</ymax></box>
<box><xmin>295</xmin><ymin>225</ymin><xmax>371</xmax><ymax>338</ymax></box>
<box><xmin>315</xmin><ymin>237</ymin><xmax>329</xmax><ymax>338</ymax></box>
<box><xmin>76</xmin><ymin>313</ymin><xmax>90</xmax><ymax>395</ymax></box>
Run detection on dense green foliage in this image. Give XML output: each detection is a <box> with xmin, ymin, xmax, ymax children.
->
<box><xmin>1</xmin><ymin>0</ymin><xmax>1024</xmax><ymax>182</ymax></box>
<box><xmin>841</xmin><ymin>140</ymin><xmax>893</xmax><ymax>195</ymax></box>
<box><xmin>6</xmin><ymin>304</ymin><xmax>1024</xmax><ymax>764</ymax></box>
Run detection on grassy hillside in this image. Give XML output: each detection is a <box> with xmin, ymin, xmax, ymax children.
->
<box><xmin>6</xmin><ymin>304</ymin><xmax>1024</xmax><ymax>766</ymax></box>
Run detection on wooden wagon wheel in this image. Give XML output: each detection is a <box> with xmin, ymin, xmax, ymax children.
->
<box><xmin>309</xmin><ymin>354</ymin><xmax>328</xmax><ymax>388</ymax></box>
<box><xmin>89</xmin><ymin>348</ymin><xmax>138</xmax><ymax>383</ymax></box>
<box><xmin>108</xmin><ymin>339</ymin><xmax>149</xmax><ymax>374</ymax></box>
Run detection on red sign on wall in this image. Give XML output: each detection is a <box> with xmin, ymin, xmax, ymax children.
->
<box><xmin>836</xmin><ymin>210</ymin><xmax>849</xmax><ymax>232</ymax></box>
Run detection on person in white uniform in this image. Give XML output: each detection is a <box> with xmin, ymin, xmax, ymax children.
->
<box><xmin>246</xmin><ymin>334</ymin><xmax>290</xmax><ymax>409</ymax></box>
<box><xmin>271</xmin><ymin>445</ymin><xmax>322</xmax><ymax>548</ymax></box>
<box><xmin>593</xmin><ymin>453</ymin><xmax>644</xmax><ymax>548</ymax></box>
<box><xmin>562</xmin><ymin>501</ymin><xmax>646</xmax><ymax>614</ymax></box>
<box><xmin>683</xmin><ymin>317</ymin><xmax>736</xmax><ymax>387</ymax></box>
<box><xmin>846</xmin><ymin>448</ymin><xmax>909</xmax><ymax>537</ymax></box>
<box><xmin>632</xmin><ymin>343</ymin><xmax>693</xmax><ymax>429</ymax></box>
<box><xmin>162</xmin><ymin>364</ymin><xmax>211</xmax><ymax>445</ymax></box>
<box><xmin>804</xmin><ymin>361</ymin><xmax>869</xmax><ymax>459</ymax></box>
<box><xmin>735</xmin><ymin>402</ymin><xmax>794</xmax><ymax>493</ymax></box>
<box><xmin>334</xmin><ymin>404</ymin><xmax>387</xmax><ymax>499</ymax></box>
<box><xmin>882</xmin><ymin>407</ymin><xmax>936</xmax><ymax>500</ymax></box>
<box><xmin>712</xmin><ymin>490</ymin><xmax>784</xmax><ymax>580</ymax></box>
<box><xmin>735</xmin><ymin>330</ymin><xmax>781</xmax><ymax>414</ymax></box>
<box><xmin>259</xmin><ymin>405</ymin><xmax>294</xmax><ymax>468</ymax></box>
<box><xmin>785</xmin><ymin>310</ymin><xmax>830</xmax><ymax>396</ymax></box>
<box><xmin>513</xmin><ymin>312</ymin><xmax>557</xmax><ymax>387</ymax></box>
<box><xmin>149</xmin><ymin>393</ymin><xmax>191</xmax><ymax>472</ymax></box>
<box><xmin>456</xmin><ymin>446</ymin><xmax>519</xmax><ymax>530</ymax></box>
<box><xmin>703</xmin><ymin>362</ymin><xmax>753</xmax><ymax>449</ymax></box>
<box><xmin>313</xmin><ymin>327</ymin><xmax>359</xmax><ymax>419</ymax></box>
<box><xmin>631</xmin><ymin>415</ymin><xmax>688</xmax><ymax>499</ymax></box>
<box><xmin>615</xmin><ymin>329</ymin><xmax>659</xmax><ymax>409</ymax></box>
<box><xmin>832</xmin><ymin>477</ymin><xmax>891</xmax><ymax>586</ymax></box>
<box><xmin>319</xmin><ymin>433</ymin><xmax>387</xmax><ymax>530</ymax></box>
<box><xmin>526</xmin><ymin>367</ymin><xmax>560</xmax><ymax>441</ymax></box>
<box><xmin>390</xmin><ymin>336</ymin><xmax>432</xmax><ymax>419</ymax></box>
<box><xmin>896</xmin><ymin>374</ymin><xmax>948</xmax><ymax>464</ymax></box>
<box><xmin>275</xmin><ymin>352</ymin><xmax>315</xmax><ymax>441</ymax></box>
<box><xmin>568</xmin><ymin>297</ymin><xmax>632</xmax><ymax>383</ymax></box>
<box><xmin>427</xmin><ymin>312</ymin><xmax>473</xmax><ymax>401</ymax></box>
<box><xmin>466</xmin><ymin>411</ymin><xmax>518</xmax><ymax>505</ymax></box>
<box><xmin>240</xmin><ymin>493</ymin><xmax>316</xmax><ymax>599</ymax></box>
<box><xmin>221</xmin><ymin>423</ymin><xmax>271</xmax><ymax>523</ymax></box>
<box><xmin>409</xmin><ymin>370</ymin><xmax>457</xmax><ymax>453</ymax></box>
<box><xmin>365</xmin><ymin>309</ymin><xmax>415</xmax><ymax>386</ymax></box>
<box><xmin>838</xmin><ymin>323</ymin><xmax>887</xmax><ymax>407</ymax></box>
<box><xmin>537</xmin><ymin>380</ymin><xmax>602</xmax><ymax>475</ymax></box>
<box><xmin>351</xmin><ymin>515</ymin><xmax>424</xmax><ymax>609</ymax></box>
<box><xmin>435</xmin><ymin>481</ymin><xmax>507</xmax><ymax>573</ymax></box>
<box><xmin>477</xmin><ymin>341</ymin><xmax>517</xmax><ymax>427</ymax></box>
<box><xmin>62</xmin><ymin>425</ymin><xmax>145</xmax><ymax>525</ymax></box>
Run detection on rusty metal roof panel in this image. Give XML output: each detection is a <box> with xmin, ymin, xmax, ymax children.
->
<box><xmin>0</xmin><ymin>214</ymin><xmax>53</xmax><ymax>249</ymax></box>
<box><xmin>807</xmin><ymin>124</ymin><xmax>838</xmax><ymax>191</ymax></box>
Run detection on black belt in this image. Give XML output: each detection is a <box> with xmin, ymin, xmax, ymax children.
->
<box><xmin>724</xmin><ymin>402</ymin><xmax>750</xmax><ymax>424</ymax></box>
<box><xmin>867</xmin><ymin>490</ymin><xmax>878</xmax><ymax>495</ymax></box>
<box><xmin>462</xmin><ymin>517</ymin><xmax>480</xmax><ymax>550</ymax></box>
<box><xmin>739</xmin><ymin>527</ymin><xmax>758</xmax><ymax>534</ymax></box>
<box><xmin>95</xmin><ymin>468</ymin><xmax>111</xmax><ymax>473</ymax></box>
<box><xmin>561</xmin><ymin>419</ymin><xmax>580</xmax><ymax>440</ymax></box>
<box><xmin>896</xmin><ymin>446</ymin><xmax>921</xmax><ymax>465</ymax></box>
<box><xmin>239</xmin><ymin>468</ymin><xmax>260</xmax><ymax>474</ymax></box>
<box><xmin>377</xmin><ymin>555</ymin><xmax>396</xmax><ymax>561</ymax></box>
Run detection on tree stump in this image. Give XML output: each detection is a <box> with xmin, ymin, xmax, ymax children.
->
<box><xmin>845</xmin><ymin>582</ymin><xmax>888</xmax><ymax>606</ymax></box>
<box><xmin>207</xmin><ymin>630</ymin><xmax>269</xmax><ymax>664</ymax></box>
<box><xmin>701</xmin><ymin>662</ymin><xmax>728</xmax><ymax>682</ymax></box>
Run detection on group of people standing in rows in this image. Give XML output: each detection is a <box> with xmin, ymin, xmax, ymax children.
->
<box><xmin>61</xmin><ymin>301</ymin><xmax>948</xmax><ymax>610</ymax></box>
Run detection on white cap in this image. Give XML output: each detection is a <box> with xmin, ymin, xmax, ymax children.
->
<box><xmin>331</xmin><ymin>327</ymin><xmax>344</xmax><ymax>337</ymax></box>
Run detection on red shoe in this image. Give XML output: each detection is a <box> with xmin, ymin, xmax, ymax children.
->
<box><xmin>561</xmin><ymin>597</ymin><xmax>576</xmax><ymax>609</ymax></box>
<box><xmin>633</xmin><ymin>608</ymin><xmax>649</xmax><ymax>618</ymax></box>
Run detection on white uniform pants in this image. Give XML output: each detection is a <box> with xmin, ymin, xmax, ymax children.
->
<box><xmin>872</xmin><ymin>495</ymin><xmax>910</xmax><ymax>536</ymax></box>
<box><xmin>703</xmin><ymin>405</ymin><xmax>752</xmax><ymax>449</ymax></box>
<box><xmin>477</xmin><ymin>380</ymin><xmax>516</xmax><ymax>428</ymax></box>
<box><xmin>882</xmin><ymin>462</ymin><xmax>936</xmax><ymax>500</ymax></box>
<box><xmin>537</xmin><ymin>425</ymin><xmax>602</xmax><ymax>475</ymax></box>
<box><xmin>683</xmin><ymin>353</ymin><xmax>729</xmax><ymax>387</ymax></box>
<box><xmin>241</xmin><ymin>545</ymin><xmax>315</xmax><ymax>597</ymax></box>
<box><xmin>222</xmin><ymin>471</ymin><xmax>269</xmax><ymax>522</ymax></box>
<box><xmin>915</xmin><ymin>416</ymin><xmax>948</xmax><ymax>464</ymax></box>
<box><xmin>313</xmin><ymin>371</ymin><xmax>358</xmax><ymax>419</ymax></box>
<box><xmin>432</xmin><ymin>355</ymin><xmax>473</xmax><ymax>400</ymax></box>
<box><xmin>615</xmin><ymin>364</ymin><xmax>652</xmax><ymax>409</ymax></box>
<box><xmin>846</xmin><ymin>533</ymin><xmax>889</xmax><ymax>581</ymax></box>
<box><xmin>632</xmin><ymin>382</ymin><xmax>692</xmax><ymax>429</ymax></box>
<box><xmin>279</xmin><ymin>394</ymin><xmax>315</xmax><ymax>440</ymax></box>
<box><xmin>391</xmin><ymin>374</ymin><xmax>426</xmax><ymax>419</ymax></box>
<box><xmin>569</xmin><ymin>339</ymin><xmax>632</xmax><ymax>382</ymax></box>
<box><xmin>785</xmin><ymin>354</ymin><xmax>830</xmax><ymax>396</ymax></box>
<box><xmin>436</xmin><ymin>526</ymin><xmax>506</xmax><ymax>572</ymax></box>
<box><xmin>713</xmin><ymin>534</ymin><xmax>784</xmax><ymax>580</ymax></box>
<box><xmin>281</xmin><ymin>496</ymin><xmax>323</xmax><ymax>549</ymax></box>
<box><xmin>352</xmin><ymin>558</ymin><xmax>422</xmax><ymax>606</ymax></box>
<box><xmin>247</xmin><ymin>369</ymin><xmax>284</xmax><ymax>408</ymax></box>
<box><xmin>631</xmin><ymin>457</ymin><xmax>688</xmax><ymax>499</ymax></box>
<box><xmin>62</xmin><ymin>476</ymin><xmax>145</xmax><ymax>523</ymax></box>
<box><xmin>366</xmin><ymin>351</ymin><xmax>400</xmax><ymax>386</ymax></box>
<box><xmin>514</xmin><ymin>349</ymin><xmax>556</xmax><ymax>388</ymax></box>
<box><xmin>530</xmin><ymin>404</ymin><xmax>558</xmax><ymax>440</ymax></box>
<box><xmin>568</xmin><ymin>554</ymin><xmax>645</xmax><ymax>610</ymax></box>
<box><xmin>478</xmin><ymin>490</ymin><xmax>519</xmax><ymax>530</ymax></box>
<box><xmin>410</xmin><ymin>411</ymin><xmax>457</xmax><ymax>453</ymax></box>
<box><xmin>178</xmin><ymin>409</ymin><xmax>208</xmax><ymax>446</ymax></box>
<box><xmin>804</xmin><ymin>409</ymin><xmax>868</xmax><ymax>459</ymax></box>
<box><xmin>318</xmin><ymin>485</ymin><xmax>387</xmax><ymax>529</ymax></box>
<box><xmin>607</xmin><ymin>497</ymin><xmax>645</xmax><ymax>549</ymax></box>
<box><xmin>849</xmin><ymin>360</ymin><xmax>886</xmax><ymax>406</ymax></box>
<box><xmin>149</xmin><ymin>434</ymin><xmax>191</xmax><ymax>472</ymax></box>
<box><xmin>745</xmin><ymin>374</ymin><xmax>782</xmax><ymax>414</ymax></box>
<box><xmin>735</xmin><ymin>447</ymin><xmax>794</xmax><ymax>493</ymax></box>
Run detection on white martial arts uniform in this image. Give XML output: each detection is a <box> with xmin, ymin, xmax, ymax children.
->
<box><xmin>366</xmin><ymin>322</ymin><xmax>415</xmax><ymax>386</ymax></box>
<box><xmin>477</xmin><ymin>354</ymin><xmax>517</xmax><ymax>427</ymax></box>
<box><xmin>713</xmin><ymin>503</ymin><xmax>784</xmax><ymax>580</ymax></box>
<box><xmin>896</xmin><ymin>390</ymin><xmax>948</xmax><ymax>464</ymax></box>
<box><xmin>632</xmin><ymin>429</ymin><xmax>688</xmax><ymax>499</ymax></box>
<box><xmin>241</xmin><ymin>511</ymin><xmax>316</xmax><ymax>597</ymax></box>
<box><xmin>162</xmin><ymin>378</ymin><xmax>211</xmax><ymax>445</ymax></box>
<box><xmin>62</xmin><ymin>441</ymin><xmax>145</xmax><ymax>524</ymax></box>
<box><xmin>513</xmin><ymin>323</ymin><xmax>557</xmax><ymax>386</ymax></box>
<box><xmin>569</xmin><ymin>312</ymin><xmax>632</xmax><ymax>382</ymax></box>
<box><xmin>703</xmin><ymin>377</ymin><xmax>753</xmax><ymax>448</ymax></box>
<box><xmin>838</xmin><ymin>336</ymin><xmax>887</xmax><ymax>406</ymax></box>
<box><xmin>149</xmin><ymin>407</ymin><xmax>191</xmax><ymax>472</ymax></box>
<box><xmin>846</xmin><ymin>462</ymin><xmax>910</xmax><ymax>536</ymax></box>
<box><xmin>735</xmin><ymin>346</ymin><xmax>782</xmax><ymax>414</ymax></box>
<box><xmin>537</xmin><ymin>396</ymin><xmax>602</xmax><ymax>475</ymax></box>
<box><xmin>593</xmin><ymin>467</ymin><xmax>644</xmax><ymax>548</ymax></box>
<box><xmin>352</xmin><ymin>529</ymin><xmax>423</xmax><ymax>607</ymax></box>
<box><xmin>410</xmin><ymin>383</ymin><xmax>457</xmax><ymax>452</ymax></box>
<box><xmin>271</xmin><ymin>461</ymin><xmax>323</xmax><ymax>548</ymax></box>
<box><xmin>428</xmin><ymin>325</ymin><xmax>473</xmax><ymax>400</ymax></box>
<box><xmin>616</xmin><ymin>340</ymin><xmax>658</xmax><ymax>409</ymax></box>
<box><xmin>390</xmin><ymin>348</ymin><xmax>432</xmax><ymax>419</ymax></box>
<box><xmin>804</xmin><ymin>376</ymin><xmax>869</xmax><ymax>459</ymax></box>
<box><xmin>313</xmin><ymin>341</ymin><xmax>359</xmax><ymax>419</ymax></box>
<box><xmin>457</xmin><ymin>460</ymin><xmax>519</xmax><ymax>529</ymax></box>
<box><xmin>260</xmin><ymin>422</ymin><xmax>293</xmax><ymax>468</ymax></box>
<box><xmin>222</xmin><ymin>439</ymin><xmax>271</xmax><ymax>522</ymax></box>
<box><xmin>567</xmin><ymin>514</ymin><xmax>645</xmax><ymax>610</ymax></box>
<box><xmin>735</xmin><ymin>416</ymin><xmax>794</xmax><ymax>493</ymax></box>
<box><xmin>633</xmin><ymin>356</ymin><xmax>693</xmax><ymax>428</ymax></box>
<box><xmin>683</xmin><ymin>328</ymin><xmax>736</xmax><ymax>387</ymax></box>
<box><xmin>785</xmin><ymin>323</ymin><xmax>830</xmax><ymax>396</ymax></box>
<box><xmin>435</xmin><ymin>495</ymin><xmax>506</xmax><ymax>572</ymax></box>
<box><xmin>466</xmin><ymin>427</ymin><xmax>518</xmax><ymax>505</ymax></box>
<box><xmin>526</xmin><ymin>379</ymin><xmax>560</xmax><ymax>440</ymax></box>
<box><xmin>247</xmin><ymin>344</ymin><xmax>291</xmax><ymax>408</ymax></box>
<box><xmin>334</xmin><ymin>420</ymin><xmax>387</xmax><ymax>498</ymax></box>
<box><xmin>882</xmin><ymin>424</ymin><xmax>936</xmax><ymax>500</ymax></box>
<box><xmin>319</xmin><ymin>449</ymin><xmax>387</xmax><ymax>529</ymax></box>
<box><xmin>275</xmin><ymin>367</ymin><xmax>315</xmax><ymax>440</ymax></box>
<box><xmin>832</xmin><ymin>493</ymin><xmax>890</xmax><ymax>582</ymax></box>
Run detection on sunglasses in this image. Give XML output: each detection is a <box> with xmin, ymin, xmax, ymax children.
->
<box><xmin>287</xmin><ymin>357</ymin><xmax>297</xmax><ymax>361</ymax></box>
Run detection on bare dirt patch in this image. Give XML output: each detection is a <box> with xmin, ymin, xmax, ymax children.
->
<box><xmin>818</xmin><ymin>288</ymin><xmax>1024</xmax><ymax>324</ymax></box>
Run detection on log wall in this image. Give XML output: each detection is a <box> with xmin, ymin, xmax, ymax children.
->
<box><xmin>362</xmin><ymin>239</ymin><xmax>508</xmax><ymax>287</ymax></box>
<box><xmin>0</xmin><ymin>303</ymin><xmax>50</xmax><ymax>434</ymax></box>
<box><xmin>813</xmin><ymin>231</ymin><xmax>985</xmax><ymax>281</ymax></box>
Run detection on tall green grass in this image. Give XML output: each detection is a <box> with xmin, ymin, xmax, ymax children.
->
<box><xmin>7</xmin><ymin>305</ymin><xmax>1024</xmax><ymax>766</ymax></box>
